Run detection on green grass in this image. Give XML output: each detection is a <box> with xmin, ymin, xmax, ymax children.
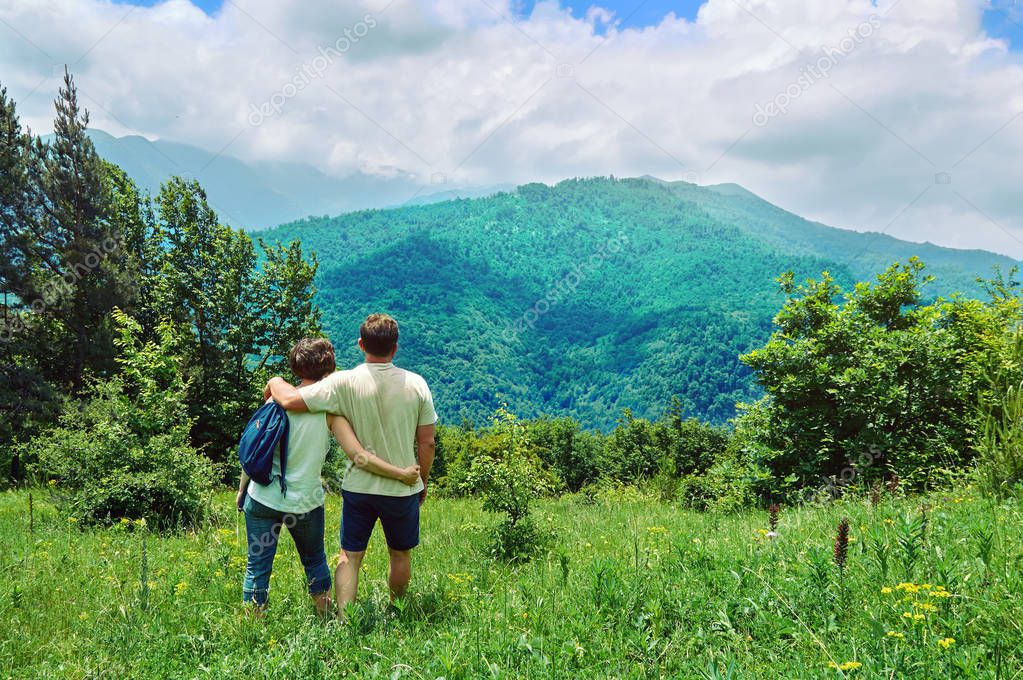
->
<box><xmin>1</xmin><ymin>488</ymin><xmax>1020</xmax><ymax>678</ymax></box>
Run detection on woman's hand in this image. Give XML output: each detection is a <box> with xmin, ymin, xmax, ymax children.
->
<box><xmin>236</xmin><ymin>488</ymin><xmax>246</xmax><ymax>512</ymax></box>
<box><xmin>399</xmin><ymin>464</ymin><xmax>421</xmax><ymax>486</ymax></box>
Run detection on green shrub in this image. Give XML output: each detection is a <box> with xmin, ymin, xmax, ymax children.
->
<box><xmin>528</xmin><ymin>417</ymin><xmax>603</xmax><ymax>492</ymax></box>
<box><xmin>973</xmin><ymin>319</ymin><xmax>1023</xmax><ymax>496</ymax></box>
<box><xmin>577</xmin><ymin>478</ymin><xmax>650</xmax><ymax>505</ymax></box>
<box><xmin>678</xmin><ymin>457</ymin><xmax>770</xmax><ymax>513</ymax></box>
<box><xmin>648</xmin><ymin>455</ymin><xmax>681</xmax><ymax>502</ymax></box>
<box><xmin>740</xmin><ymin>260</ymin><xmax>1023</xmax><ymax>494</ymax></box>
<box><xmin>27</xmin><ymin>311</ymin><xmax>217</xmax><ymax>530</ymax></box>
<box><xmin>978</xmin><ymin>382</ymin><xmax>1023</xmax><ymax>496</ymax></box>
<box><xmin>660</xmin><ymin>399</ymin><xmax>731</xmax><ymax>475</ymax></box>
<box><xmin>600</xmin><ymin>410</ymin><xmax>660</xmax><ymax>482</ymax></box>
<box><xmin>460</xmin><ymin>409</ymin><xmax>556</xmax><ymax>561</ymax></box>
<box><xmin>431</xmin><ymin>422</ymin><xmax>478</xmax><ymax>496</ymax></box>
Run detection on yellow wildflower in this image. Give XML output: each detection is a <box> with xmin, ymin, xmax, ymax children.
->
<box><xmin>938</xmin><ymin>637</ymin><xmax>955</xmax><ymax>649</ymax></box>
<box><xmin>886</xmin><ymin>631</ymin><xmax>905</xmax><ymax>640</ymax></box>
<box><xmin>880</xmin><ymin>587</ymin><xmax>893</xmax><ymax>594</ymax></box>
<box><xmin>174</xmin><ymin>581</ymin><xmax>188</xmax><ymax>597</ymax></box>
<box><xmin>828</xmin><ymin>661</ymin><xmax>863</xmax><ymax>671</ymax></box>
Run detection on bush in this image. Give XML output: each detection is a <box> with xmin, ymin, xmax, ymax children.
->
<box><xmin>648</xmin><ymin>455</ymin><xmax>682</xmax><ymax>502</ymax></box>
<box><xmin>577</xmin><ymin>478</ymin><xmax>650</xmax><ymax>505</ymax></box>
<box><xmin>490</xmin><ymin>514</ymin><xmax>550</xmax><ymax>563</ymax></box>
<box><xmin>678</xmin><ymin>456</ymin><xmax>771</xmax><ymax>513</ymax></box>
<box><xmin>528</xmin><ymin>417</ymin><xmax>603</xmax><ymax>492</ymax></box>
<box><xmin>27</xmin><ymin>311</ymin><xmax>217</xmax><ymax>530</ymax></box>
<box><xmin>460</xmin><ymin>409</ymin><xmax>556</xmax><ymax>561</ymax></box>
<box><xmin>740</xmin><ymin>260</ymin><xmax>1023</xmax><ymax>494</ymax></box>
<box><xmin>600</xmin><ymin>410</ymin><xmax>660</xmax><ymax>482</ymax></box>
<box><xmin>977</xmin><ymin>329</ymin><xmax>1023</xmax><ymax>495</ymax></box>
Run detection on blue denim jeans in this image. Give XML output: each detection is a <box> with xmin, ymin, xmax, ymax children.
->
<box><xmin>242</xmin><ymin>495</ymin><xmax>331</xmax><ymax>605</ymax></box>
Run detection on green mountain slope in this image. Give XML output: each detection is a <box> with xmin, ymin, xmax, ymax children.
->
<box><xmin>264</xmin><ymin>177</ymin><xmax>1018</xmax><ymax>429</ymax></box>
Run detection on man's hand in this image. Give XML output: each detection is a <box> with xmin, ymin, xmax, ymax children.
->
<box><xmin>237</xmin><ymin>472</ymin><xmax>250</xmax><ymax>512</ymax></box>
<box><xmin>265</xmin><ymin>377</ymin><xmax>309</xmax><ymax>412</ymax></box>
<box><xmin>399</xmin><ymin>464</ymin><xmax>421</xmax><ymax>486</ymax></box>
<box><xmin>415</xmin><ymin>423</ymin><xmax>435</xmax><ymax>507</ymax></box>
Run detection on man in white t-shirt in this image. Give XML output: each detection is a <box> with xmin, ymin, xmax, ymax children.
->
<box><xmin>266</xmin><ymin>313</ymin><xmax>437</xmax><ymax>616</ymax></box>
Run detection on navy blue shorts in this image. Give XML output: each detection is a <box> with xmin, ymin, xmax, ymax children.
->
<box><xmin>340</xmin><ymin>490</ymin><xmax>420</xmax><ymax>552</ymax></box>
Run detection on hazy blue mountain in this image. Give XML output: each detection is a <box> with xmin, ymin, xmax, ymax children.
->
<box><xmin>402</xmin><ymin>184</ymin><xmax>517</xmax><ymax>206</ymax></box>
<box><xmin>263</xmin><ymin>177</ymin><xmax>1018</xmax><ymax>429</ymax></box>
<box><xmin>49</xmin><ymin>129</ymin><xmax>506</xmax><ymax>229</ymax></box>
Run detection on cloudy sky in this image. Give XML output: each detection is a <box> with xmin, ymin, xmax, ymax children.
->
<box><xmin>2</xmin><ymin>0</ymin><xmax>1022</xmax><ymax>257</ymax></box>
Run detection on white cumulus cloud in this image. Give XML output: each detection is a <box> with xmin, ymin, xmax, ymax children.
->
<box><xmin>1</xmin><ymin>0</ymin><xmax>1021</xmax><ymax>256</ymax></box>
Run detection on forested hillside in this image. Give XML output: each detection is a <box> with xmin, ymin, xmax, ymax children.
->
<box><xmin>265</xmin><ymin>177</ymin><xmax>1017</xmax><ymax>429</ymax></box>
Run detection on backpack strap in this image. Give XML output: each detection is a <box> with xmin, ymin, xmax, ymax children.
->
<box><xmin>278</xmin><ymin>408</ymin><xmax>289</xmax><ymax>496</ymax></box>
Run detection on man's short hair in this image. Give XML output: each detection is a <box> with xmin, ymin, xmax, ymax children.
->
<box><xmin>360</xmin><ymin>313</ymin><xmax>399</xmax><ymax>357</ymax></box>
<box><xmin>289</xmin><ymin>337</ymin><xmax>336</xmax><ymax>381</ymax></box>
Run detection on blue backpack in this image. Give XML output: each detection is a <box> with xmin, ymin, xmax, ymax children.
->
<box><xmin>238</xmin><ymin>401</ymin><xmax>290</xmax><ymax>495</ymax></box>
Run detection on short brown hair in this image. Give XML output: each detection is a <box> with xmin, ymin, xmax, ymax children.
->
<box><xmin>360</xmin><ymin>313</ymin><xmax>399</xmax><ymax>357</ymax></box>
<box><xmin>289</xmin><ymin>337</ymin><xmax>336</xmax><ymax>381</ymax></box>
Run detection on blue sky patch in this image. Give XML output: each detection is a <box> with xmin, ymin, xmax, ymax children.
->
<box><xmin>112</xmin><ymin>0</ymin><xmax>1023</xmax><ymax>49</ymax></box>
<box><xmin>514</xmin><ymin>0</ymin><xmax>705</xmax><ymax>29</ymax></box>
<box><xmin>116</xmin><ymin>0</ymin><xmax>704</xmax><ymax>27</ymax></box>
<box><xmin>983</xmin><ymin>1</ymin><xmax>1023</xmax><ymax>50</ymax></box>
<box><xmin>116</xmin><ymin>0</ymin><xmax>223</xmax><ymax>14</ymax></box>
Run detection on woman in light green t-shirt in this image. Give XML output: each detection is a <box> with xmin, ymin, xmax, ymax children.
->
<box><xmin>236</xmin><ymin>338</ymin><xmax>420</xmax><ymax>616</ymax></box>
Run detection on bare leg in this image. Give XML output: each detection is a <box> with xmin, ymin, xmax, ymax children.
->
<box><xmin>388</xmin><ymin>548</ymin><xmax>412</xmax><ymax>601</ymax></box>
<box><xmin>243</xmin><ymin>602</ymin><xmax>267</xmax><ymax>619</ymax></box>
<box><xmin>335</xmin><ymin>550</ymin><xmax>364</xmax><ymax>619</ymax></box>
<box><xmin>310</xmin><ymin>590</ymin><xmax>331</xmax><ymax>618</ymax></box>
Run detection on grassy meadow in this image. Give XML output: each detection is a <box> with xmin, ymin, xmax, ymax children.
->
<box><xmin>1</xmin><ymin>487</ymin><xmax>1021</xmax><ymax>679</ymax></box>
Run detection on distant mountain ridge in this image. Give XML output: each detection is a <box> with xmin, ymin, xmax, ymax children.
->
<box><xmin>44</xmin><ymin>129</ymin><xmax>507</xmax><ymax>229</ymax></box>
<box><xmin>263</xmin><ymin>176</ymin><xmax>1018</xmax><ymax>429</ymax></box>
